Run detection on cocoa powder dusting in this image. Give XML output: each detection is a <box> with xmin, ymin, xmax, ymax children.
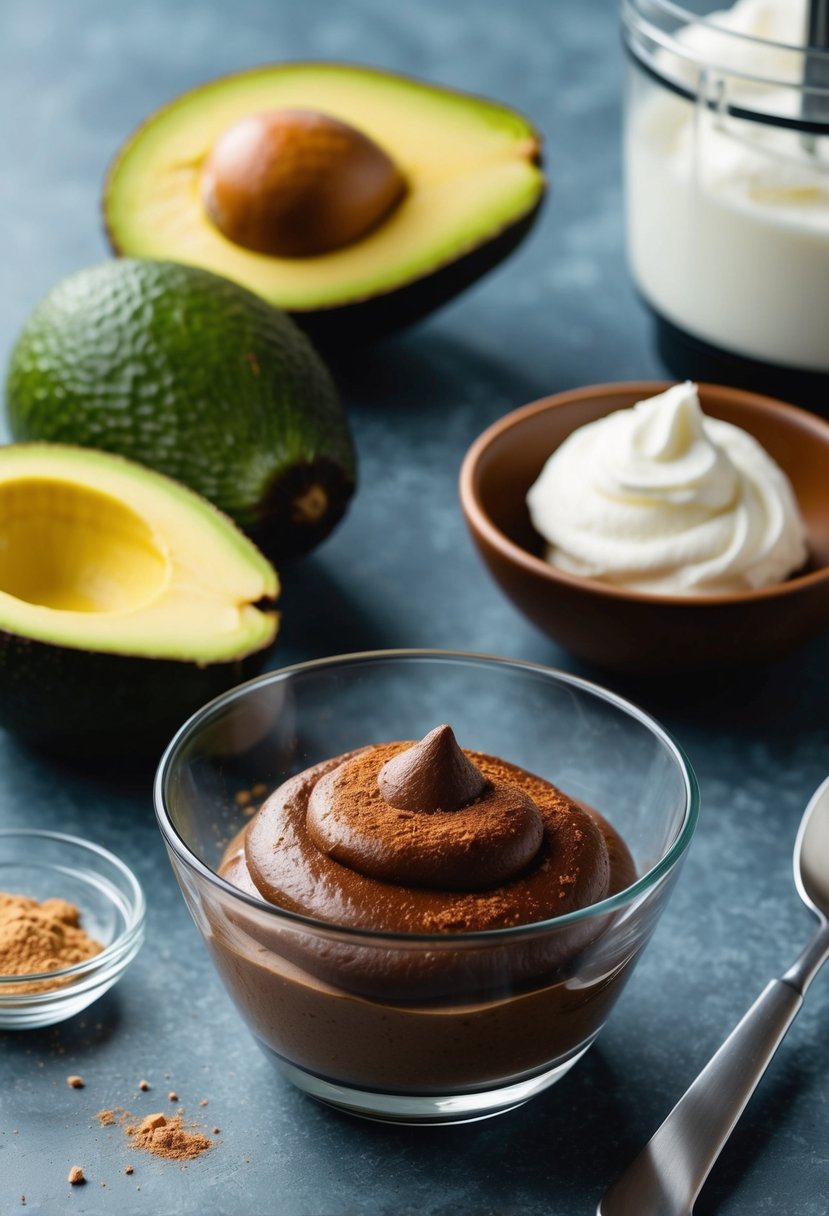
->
<box><xmin>0</xmin><ymin>893</ymin><xmax>103</xmax><ymax>993</ymax></box>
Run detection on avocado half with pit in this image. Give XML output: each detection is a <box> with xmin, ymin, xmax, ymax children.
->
<box><xmin>0</xmin><ymin>443</ymin><xmax>279</xmax><ymax>758</ymax></box>
<box><xmin>103</xmin><ymin>63</ymin><xmax>546</xmax><ymax>342</ymax></box>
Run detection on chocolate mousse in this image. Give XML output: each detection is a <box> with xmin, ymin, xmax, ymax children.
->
<box><xmin>210</xmin><ymin>727</ymin><xmax>637</xmax><ymax>1096</ymax></box>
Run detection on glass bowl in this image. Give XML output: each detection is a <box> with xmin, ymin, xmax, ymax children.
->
<box><xmin>0</xmin><ymin>830</ymin><xmax>146</xmax><ymax>1029</ymax></box>
<box><xmin>154</xmin><ymin>650</ymin><xmax>698</xmax><ymax>1124</ymax></box>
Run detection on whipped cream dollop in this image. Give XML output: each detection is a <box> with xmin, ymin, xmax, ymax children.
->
<box><xmin>526</xmin><ymin>383</ymin><xmax>808</xmax><ymax>595</ymax></box>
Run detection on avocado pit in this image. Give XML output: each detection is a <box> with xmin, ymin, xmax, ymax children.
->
<box><xmin>201</xmin><ymin>108</ymin><xmax>408</xmax><ymax>258</ymax></box>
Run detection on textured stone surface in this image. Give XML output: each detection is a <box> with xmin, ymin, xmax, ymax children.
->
<box><xmin>0</xmin><ymin>1</ymin><xmax>827</xmax><ymax>1213</ymax></box>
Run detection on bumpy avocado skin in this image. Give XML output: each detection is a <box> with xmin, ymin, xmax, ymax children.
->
<box><xmin>5</xmin><ymin>260</ymin><xmax>356</xmax><ymax>561</ymax></box>
<box><xmin>0</xmin><ymin>630</ymin><xmax>273</xmax><ymax>761</ymax></box>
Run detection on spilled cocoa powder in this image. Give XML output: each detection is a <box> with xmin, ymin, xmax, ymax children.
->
<box><xmin>95</xmin><ymin>1108</ymin><xmax>212</xmax><ymax>1162</ymax></box>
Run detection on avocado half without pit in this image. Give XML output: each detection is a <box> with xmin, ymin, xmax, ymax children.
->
<box><xmin>103</xmin><ymin>63</ymin><xmax>545</xmax><ymax>342</ymax></box>
<box><xmin>0</xmin><ymin>444</ymin><xmax>279</xmax><ymax>758</ymax></box>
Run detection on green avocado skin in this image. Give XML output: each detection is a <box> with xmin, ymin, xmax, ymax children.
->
<box><xmin>5</xmin><ymin>259</ymin><xmax>356</xmax><ymax>561</ymax></box>
<box><xmin>295</xmin><ymin>201</ymin><xmax>544</xmax><ymax>345</ymax></box>
<box><xmin>0</xmin><ymin>628</ymin><xmax>272</xmax><ymax>761</ymax></box>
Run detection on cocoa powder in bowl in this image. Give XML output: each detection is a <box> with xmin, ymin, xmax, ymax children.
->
<box><xmin>0</xmin><ymin>892</ymin><xmax>102</xmax><ymax>993</ymax></box>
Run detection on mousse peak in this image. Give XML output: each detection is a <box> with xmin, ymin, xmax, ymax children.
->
<box><xmin>377</xmin><ymin>724</ymin><xmax>487</xmax><ymax>813</ymax></box>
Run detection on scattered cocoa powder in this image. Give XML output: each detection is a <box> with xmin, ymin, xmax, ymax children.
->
<box><xmin>0</xmin><ymin>893</ymin><xmax>102</xmax><ymax>994</ymax></box>
<box><xmin>235</xmin><ymin>782</ymin><xmax>268</xmax><ymax>816</ymax></box>
<box><xmin>124</xmin><ymin>1165</ymin><xmax>134</xmax><ymax>1176</ymax></box>
<box><xmin>138</xmin><ymin>1079</ymin><xmax>150</xmax><ymax>1091</ymax></box>
<box><xmin>94</xmin><ymin>1108</ymin><xmax>212</xmax><ymax>1163</ymax></box>
<box><xmin>138</xmin><ymin>1113</ymin><xmax>166</xmax><ymax>1133</ymax></box>
<box><xmin>67</xmin><ymin>1166</ymin><xmax>85</xmax><ymax>1186</ymax></box>
<box><xmin>167</xmin><ymin>1091</ymin><xmax>178</xmax><ymax>1102</ymax></box>
<box><xmin>126</xmin><ymin>1112</ymin><xmax>212</xmax><ymax>1162</ymax></box>
<box><xmin>66</xmin><ymin>1075</ymin><xmax>84</xmax><ymax>1089</ymax></box>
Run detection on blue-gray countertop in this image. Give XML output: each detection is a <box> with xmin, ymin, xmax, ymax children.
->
<box><xmin>1</xmin><ymin>2</ymin><xmax>827</xmax><ymax>1213</ymax></box>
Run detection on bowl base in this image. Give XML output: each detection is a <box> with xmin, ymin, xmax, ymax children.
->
<box><xmin>259</xmin><ymin>1039</ymin><xmax>595</xmax><ymax>1124</ymax></box>
<box><xmin>650</xmin><ymin>308</ymin><xmax>829</xmax><ymax>415</ymax></box>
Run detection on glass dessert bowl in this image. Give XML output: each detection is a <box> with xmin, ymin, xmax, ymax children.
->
<box><xmin>0</xmin><ymin>830</ymin><xmax>146</xmax><ymax>1029</ymax></box>
<box><xmin>154</xmin><ymin>650</ymin><xmax>698</xmax><ymax>1124</ymax></box>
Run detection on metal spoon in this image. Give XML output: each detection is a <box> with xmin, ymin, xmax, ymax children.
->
<box><xmin>598</xmin><ymin>774</ymin><xmax>829</xmax><ymax>1216</ymax></box>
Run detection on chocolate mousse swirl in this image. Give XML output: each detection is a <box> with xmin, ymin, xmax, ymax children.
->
<box><xmin>237</xmin><ymin>726</ymin><xmax>619</xmax><ymax>934</ymax></box>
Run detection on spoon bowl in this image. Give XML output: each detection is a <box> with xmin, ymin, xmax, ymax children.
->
<box><xmin>795</xmin><ymin>775</ymin><xmax>829</xmax><ymax>918</ymax></box>
<box><xmin>599</xmin><ymin>775</ymin><xmax>829</xmax><ymax>1216</ymax></box>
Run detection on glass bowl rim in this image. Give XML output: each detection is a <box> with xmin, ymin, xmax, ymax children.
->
<box><xmin>154</xmin><ymin>648</ymin><xmax>700</xmax><ymax>945</ymax></box>
<box><xmin>0</xmin><ymin>828</ymin><xmax>146</xmax><ymax>992</ymax></box>
<box><xmin>622</xmin><ymin>0</ymin><xmax>829</xmax><ymax>63</ymax></box>
<box><xmin>622</xmin><ymin>0</ymin><xmax>829</xmax><ymax>138</ymax></box>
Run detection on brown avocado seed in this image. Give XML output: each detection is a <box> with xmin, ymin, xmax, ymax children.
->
<box><xmin>201</xmin><ymin>108</ymin><xmax>407</xmax><ymax>258</ymax></box>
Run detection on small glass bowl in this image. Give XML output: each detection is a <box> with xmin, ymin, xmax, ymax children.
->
<box><xmin>0</xmin><ymin>830</ymin><xmax>146</xmax><ymax>1029</ymax></box>
<box><xmin>155</xmin><ymin>650</ymin><xmax>698</xmax><ymax>1124</ymax></box>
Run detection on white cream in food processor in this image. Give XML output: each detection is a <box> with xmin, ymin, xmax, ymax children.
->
<box><xmin>526</xmin><ymin>382</ymin><xmax>808</xmax><ymax>594</ymax></box>
<box><xmin>625</xmin><ymin>0</ymin><xmax>829</xmax><ymax>372</ymax></box>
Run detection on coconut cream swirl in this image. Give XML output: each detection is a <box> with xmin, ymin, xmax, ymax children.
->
<box><xmin>526</xmin><ymin>382</ymin><xmax>807</xmax><ymax>595</ymax></box>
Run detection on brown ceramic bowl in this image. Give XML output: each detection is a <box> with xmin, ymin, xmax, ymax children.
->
<box><xmin>459</xmin><ymin>381</ymin><xmax>829</xmax><ymax>672</ymax></box>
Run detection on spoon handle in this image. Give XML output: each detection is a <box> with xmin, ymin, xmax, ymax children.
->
<box><xmin>598</xmin><ymin>978</ymin><xmax>802</xmax><ymax>1216</ymax></box>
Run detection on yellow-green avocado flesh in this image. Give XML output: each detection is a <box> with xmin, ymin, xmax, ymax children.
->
<box><xmin>0</xmin><ymin>444</ymin><xmax>279</xmax><ymax>756</ymax></box>
<box><xmin>103</xmin><ymin>63</ymin><xmax>545</xmax><ymax>341</ymax></box>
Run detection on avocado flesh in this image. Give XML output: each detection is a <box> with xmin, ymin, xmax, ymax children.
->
<box><xmin>103</xmin><ymin>64</ymin><xmax>544</xmax><ymax>329</ymax></box>
<box><xmin>0</xmin><ymin>445</ymin><xmax>277</xmax><ymax>659</ymax></box>
<box><xmin>0</xmin><ymin>444</ymin><xmax>279</xmax><ymax>757</ymax></box>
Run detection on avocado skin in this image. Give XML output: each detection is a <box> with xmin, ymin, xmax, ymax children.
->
<box><xmin>105</xmin><ymin>195</ymin><xmax>544</xmax><ymax>348</ymax></box>
<box><xmin>5</xmin><ymin>260</ymin><xmax>356</xmax><ymax>562</ymax></box>
<box><xmin>289</xmin><ymin>200</ymin><xmax>544</xmax><ymax>347</ymax></box>
<box><xmin>0</xmin><ymin>629</ymin><xmax>273</xmax><ymax>760</ymax></box>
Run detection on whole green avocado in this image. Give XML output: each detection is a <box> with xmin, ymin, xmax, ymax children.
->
<box><xmin>5</xmin><ymin>258</ymin><xmax>356</xmax><ymax>561</ymax></box>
